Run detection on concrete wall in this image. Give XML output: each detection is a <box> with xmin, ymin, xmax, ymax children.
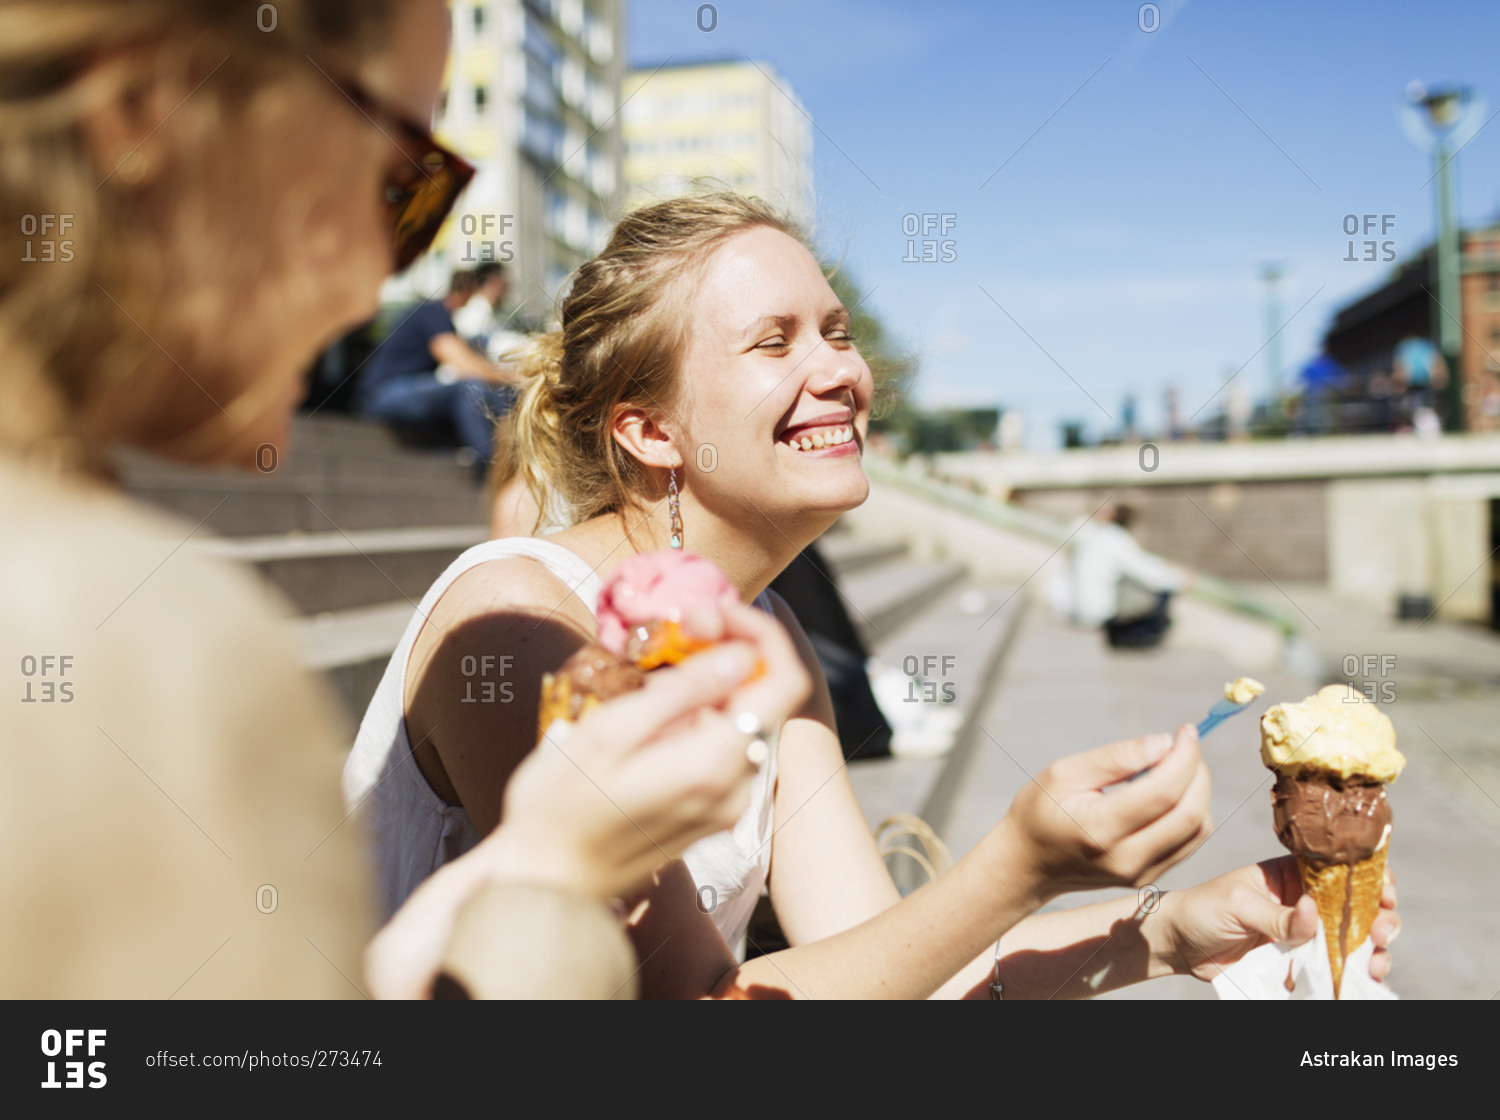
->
<box><xmin>1326</xmin><ymin>474</ymin><xmax>1498</xmax><ymax>622</ymax></box>
<box><xmin>930</xmin><ymin>446</ymin><xmax>1500</xmax><ymax>625</ymax></box>
<box><xmin>1325</xmin><ymin>477</ymin><xmax>1431</xmax><ymax>612</ymax></box>
<box><xmin>840</xmin><ymin>479</ymin><xmax>1061</xmax><ymax>585</ymax></box>
<box><xmin>1011</xmin><ymin>481</ymin><xmax>1328</xmax><ymax>583</ymax></box>
<box><xmin>844</xmin><ymin>480</ymin><xmax>1286</xmax><ymax>670</ymax></box>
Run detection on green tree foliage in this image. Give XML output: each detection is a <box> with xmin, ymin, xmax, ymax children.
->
<box><xmin>822</xmin><ymin>264</ymin><xmax>916</xmax><ymax>421</ymax></box>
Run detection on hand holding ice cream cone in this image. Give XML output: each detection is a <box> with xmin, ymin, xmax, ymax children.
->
<box><xmin>538</xmin><ymin>550</ymin><xmax>796</xmax><ymax>761</ymax></box>
<box><xmin>1260</xmin><ymin>685</ymin><xmax>1406</xmax><ymax>997</ymax></box>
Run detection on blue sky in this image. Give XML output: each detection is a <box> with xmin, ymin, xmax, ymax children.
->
<box><xmin>627</xmin><ymin>0</ymin><xmax>1500</xmax><ymax>447</ymax></box>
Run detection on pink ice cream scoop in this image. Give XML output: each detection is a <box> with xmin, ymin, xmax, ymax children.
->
<box><xmin>596</xmin><ymin>550</ymin><xmax>738</xmax><ymax>667</ymax></box>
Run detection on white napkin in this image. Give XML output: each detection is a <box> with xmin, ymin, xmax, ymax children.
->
<box><xmin>1211</xmin><ymin>920</ymin><xmax>1397</xmax><ymax>1000</ymax></box>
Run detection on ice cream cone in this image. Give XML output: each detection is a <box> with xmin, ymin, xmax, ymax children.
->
<box><xmin>537</xmin><ymin>672</ymin><xmax>595</xmax><ymax>741</ymax></box>
<box><xmin>1296</xmin><ymin>845</ymin><xmax>1387</xmax><ymax>999</ymax></box>
<box><xmin>535</xmin><ymin>645</ymin><xmax>647</xmax><ymax>745</ymax></box>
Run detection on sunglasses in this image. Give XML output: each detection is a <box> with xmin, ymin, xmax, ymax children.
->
<box><xmin>322</xmin><ymin>69</ymin><xmax>476</xmax><ymax>272</ymax></box>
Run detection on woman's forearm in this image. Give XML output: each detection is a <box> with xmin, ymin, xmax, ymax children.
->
<box><xmin>973</xmin><ymin>893</ymin><xmax>1180</xmax><ymax>999</ymax></box>
<box><xmin>925</xmin><ymin>892</ymin><xmax>1181</xmax><ymax>1000</ymax></box>
<box><xmin>711</xmin><ymin>817</ymin><xmax>1052</xmax><ymax>999</ymax></box>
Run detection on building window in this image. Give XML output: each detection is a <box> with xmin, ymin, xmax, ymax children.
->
<box><xmin>524</xmin><ymin>54</ymin><xmax>556</xmax><ymax>114</ymax></box>
<box><xmin>524</xmin><ymin>12</ymin><xmax>559</xmax><ymax>67</ymax></box>
<box><xmin>523</xmin><ymin>108</ymin><xmax>562</xmax><ymax>164</ymax></box>
<box><xmin>474</xmin><ymin>4</ymin><xmax>487</xmax><ymax>33</ymax></box>
<box><xmin>475</xmin><ymin>85</ymin><xmax>489</xmax><ymax>113</ymax></box>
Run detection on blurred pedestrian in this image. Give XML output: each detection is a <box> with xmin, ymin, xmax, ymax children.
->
<box><xmin>1392</xmin><ymin>335</ymin><xmax>1448</xmax><ymax>432</ymax></box>
<box><xmin>1054</xmin><ymin>501</ymin><xmax>1188</xmax><ymax>649</ymax></box>
<box><xmin>356</xmin><ymin>268</ymin><xmax>521</xmax><ymax>467</ymax></box>
<box><xmin>452</xmin><ymin>261</ymin><xmax>529</xmax><ymax>362</ymax></box>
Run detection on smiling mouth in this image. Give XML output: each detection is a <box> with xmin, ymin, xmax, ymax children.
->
<box><xmin>779</xmin><ymin>424</ymin><xmax>856</xmax><ymax>452</ymax></box>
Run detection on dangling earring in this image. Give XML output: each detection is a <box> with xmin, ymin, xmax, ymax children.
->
<box><xmin>668</xmin><ymin>466</ymin><xmax>683</xmax><ymax>550</ymax></box>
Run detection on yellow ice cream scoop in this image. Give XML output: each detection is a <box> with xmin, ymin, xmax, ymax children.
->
<box><xmin>1259</xmin><ymin>684</ymin><xmax>1406</xmax><ymax>782</ymax></box>
<box><xmin>1192</xmin><ymin>676</ymin><xmax>1268</xmax><ymax>738</ymax></box>
<box><xmin>1224</xmin><ymin>676</ymin><xmax>1265</xmax><ymax>705</ymax></box>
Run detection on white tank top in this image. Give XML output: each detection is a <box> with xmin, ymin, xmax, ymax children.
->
<box><xmin>341</xmin><ymin>537</ymin><xmax>779</xmax><ymax>957</ymax></box>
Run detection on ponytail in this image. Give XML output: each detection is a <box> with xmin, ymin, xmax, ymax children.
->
<box><xmin>491</xmin><ymin>330</ymin><xmax>571</xmax><ymax>534</ymax></box>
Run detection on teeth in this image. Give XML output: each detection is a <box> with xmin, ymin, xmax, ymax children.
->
<box><xmin>785</xmin><ymin>425</ymin><xmax>854</xmax><ymax>451</ymax></box>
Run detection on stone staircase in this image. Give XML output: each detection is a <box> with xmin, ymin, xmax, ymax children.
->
<box><xmin>119</xmin><ymin>416</ymin><xmax>1031</xmax><ymax>854</ymax></box>
<box><xmin>817</xmin><ymin>525</ymin><xmax>1027</xmax><ymax>881</ymax></box>
<box><xmin>118</xmin><ymin>414</ymin><xmax>490</xmax><ymax>717</ymax></box>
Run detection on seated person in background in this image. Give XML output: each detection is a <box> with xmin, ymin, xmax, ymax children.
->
<box><xmin>453</xmin><ymin>262</ymin><xmax>531</xmax><ymax>362</ymax></box>
<box><xmin>1391</xmin><ymin>335</ymin><xmax>1448</xmax><ymax>434</ymax></box>
<box><xmin>357</xmin><ymin>270</ymin><xmax>522</xmax><ymax>467</ymax></box>
<box><xmin>1055</xmin><ymin>501</ymin><xmax>1188</xmax><ymax>649</ymax></box>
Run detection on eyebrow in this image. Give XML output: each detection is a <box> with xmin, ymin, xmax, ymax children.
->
<box><xmin>739</xmin><ymin>307</ymin><xmax>850</xmax><ymax>340</ymax></box>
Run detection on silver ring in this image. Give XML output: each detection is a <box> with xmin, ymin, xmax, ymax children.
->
<box><xmin>734</xmin><ymin>710</ymin><xmax>772</xmax><ymax>765</ymax></box>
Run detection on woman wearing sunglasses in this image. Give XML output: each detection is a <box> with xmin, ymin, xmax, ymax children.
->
<box><xmin>0</xmin><ymin>0</ymin><xmax>809</xmax><ymax>998</ymax></box>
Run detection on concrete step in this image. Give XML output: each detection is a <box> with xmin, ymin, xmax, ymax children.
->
<box><xmin>125</xmin><ymin>486</ymin><xmax>487</xmax><ymax>537</ymax></box>
<box><xmin>292</xmin><ymin>600</ymin><xmax>414</xmax><ymax>673</ymax></box>
<box><xmin>291</xmin><ymin>600</ymin><xmax>408</xmax><ymax>737</ymax></box>
<box><xmin>816</xmin><ymin>534</ymin><xmax>908</xmax><ymax>576</ymax></box>
<box><xmin>838</xmin><ymin>559</ymin><xmax>968</xmax><ymax>647</ymax></box>
<box><xmin>846</xmin><ymin>581</ymin><xmax>1029</xmax><ymax>890</ymax></box>
<box><xmin>193</xmin><ymin>525</ymin><xmax>485</xmax><ymax>615</ymax></box>
<box><xmin>195</xmin><ymin>525</ymin><xmax>486</xmax><ymax>563</ymax></box>
<box><xmin>118</xmin><ymin>415</ymin><xmax>484</xmax><ymax>536</ymax></box>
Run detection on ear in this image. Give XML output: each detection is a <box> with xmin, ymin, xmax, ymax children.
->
<box><xmin>611</xmin><ymin>405</ymin><xmax>681</xmax><ymax>472</ymax></box>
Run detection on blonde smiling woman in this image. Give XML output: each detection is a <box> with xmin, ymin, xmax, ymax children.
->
<box><xmin>347</xmin><ymin>191</ymin><xmax>1402</xmax><ymax>998</ymax></box>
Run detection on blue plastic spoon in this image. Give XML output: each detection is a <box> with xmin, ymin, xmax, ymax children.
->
<box><xmin>1122</xmin><ymin>683</ymin><xmax>1263</xmax><ymax>784</ymax></box>
<box><xmin>1197</xmin><ymin>695</ymin><xmax>1256</xmax><ymax>739</ymax></box>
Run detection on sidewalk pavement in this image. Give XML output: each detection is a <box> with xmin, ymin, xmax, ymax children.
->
<box><xmin>939</xmin><ymin>590</ymin><xmax>1500</xmax><ymax>1000</ymax></box>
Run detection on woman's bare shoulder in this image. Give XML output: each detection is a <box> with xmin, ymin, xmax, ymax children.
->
<box><xmin>404</xmin><ymin>548</ymin><xmax>600</xmax><ymax>724</ymax></box>
<box><xmin>424</xmin><ymin>551</ymin><xmax>597</xmax><ymax>636</ymax></box>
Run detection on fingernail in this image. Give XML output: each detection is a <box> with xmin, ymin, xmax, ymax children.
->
<box><xmin>1385</xmin><ymin>924</ymin><xmax>1401</xmax><ymax>947</ymax></box>
<box><xmin>713</xmin><ymin>645</ymin><xmax>755</xmax><ymax>681</ymax></box>
<box><xmin>1144</xmin><ymin>733</ymin><xmax>1172</xmax><ymax>761</ymax></box>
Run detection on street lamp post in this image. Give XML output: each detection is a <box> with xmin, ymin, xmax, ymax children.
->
<box><xmin>1261</xmin><ymin>263</ymin><xmax>1283</xmax><ymax>401</ymax></box>
<box><xmin>1403</xmin><ymin>82</ymin><xmax>1483</xmax><ymax>432</ymax></box>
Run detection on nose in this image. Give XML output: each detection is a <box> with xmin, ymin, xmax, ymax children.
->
<box><xmin>804</xmin><ymin>340</ymin><xmax>871</xmax><ymax>412</ymax></box>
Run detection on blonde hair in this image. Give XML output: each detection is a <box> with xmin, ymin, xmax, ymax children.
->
<box><xmin>496</xmin><ymin>193</ymin><xmax>817</xmax><ymax>531</ymax></box>
<box><xmin>0</xmin><ymin>0</ymin><xmax>394</xmax><ymax>473</ymax></box>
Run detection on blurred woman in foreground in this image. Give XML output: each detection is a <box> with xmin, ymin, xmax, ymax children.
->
<box><xmin>0</xmin><ymin>0</ymin><xmax>805</xmax><ymax>998</ymax></box>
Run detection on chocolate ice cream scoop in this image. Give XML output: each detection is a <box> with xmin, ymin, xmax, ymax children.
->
<box><xmin>536</xmin><ymin>644</ymin><xmax>646</xmax><ymax>740</ymax></box>
<box><xmin>1270</xmin><ymin>770</ymin><xmax>1392</xmax><ymax>867</ymax></box>
<box><xmin>556</xmin><ymin>644</ymin><xmax>646</xmax><ymax>701</ymax></box>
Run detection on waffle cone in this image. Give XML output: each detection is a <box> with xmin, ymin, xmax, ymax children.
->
<box><xmin>536</xmin><ymin>673</ymin><xmax>603</xmax><ymax>743</ymax></box>
<box><xmin>1297</xmin><ymin>845</ymin><xmax>1387</xmax><ymax>999</ymax></box>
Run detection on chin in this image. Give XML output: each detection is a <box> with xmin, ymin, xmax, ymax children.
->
<box><xmin>786</xmin><ymin>473</ymin><xmax>870</xmax><ymax>528</ymax></box>
<box><xmin>818</xmin><ymin>475</ymin><xmax>868</xmax><ymax>516</ymax></box>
